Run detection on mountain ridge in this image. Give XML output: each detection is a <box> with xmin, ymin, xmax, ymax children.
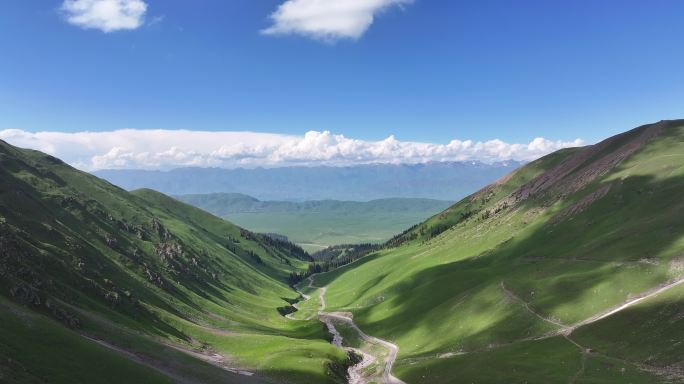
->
<box><xmin>312</xmin><ymin>119</ymin><xmax>684</xmax><ymax>383</ymax></box>
<box><xmin>95</xmin><ymin>161</ymin><xmax>524</xmax><ymax>201</ymax></box>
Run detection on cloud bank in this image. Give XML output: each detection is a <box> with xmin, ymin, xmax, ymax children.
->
<box><xmin>263</xmin><ymin>0</ymin><xmax>412</xmax><ymax>41</ymax></box>
<box><xmin>0</xmin><ymin>129</ymin><xmax>584</xmax><ymax>171</ymax></box>
<box><xmin>61</xmin><ymin>0</ymin><xmax>148</xmax><ymax>32</ymax></box>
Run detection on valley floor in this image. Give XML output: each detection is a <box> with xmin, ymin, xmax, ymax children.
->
<box><xmin>288</xmin><ymin>277</ymin><xmax>405</xmax><ymax>384</ymax></box>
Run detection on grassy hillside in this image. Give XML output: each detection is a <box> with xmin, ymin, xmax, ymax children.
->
<box><xmin>314</xmin><ymin>120</ymin><xmax>684</xmax><ymax>383</ymax></box>
<box><xmin>177</xmin><ymin>194</ymin><xmax>453</xmax><ymax>251</ymax></box>
<box><xmin>0</xmin><ymin>140</ymin><xmax>352</xmax><ymax>384</ymax></box>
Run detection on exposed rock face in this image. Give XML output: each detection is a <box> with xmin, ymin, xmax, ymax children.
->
<box><xmin>103</xmin><ymin>291</ymin><xmax>121</xmax><ymax>307</ymax></box>
<box><xmin>134</xmin><ymin>227</ymin><xmax>146</xmax><ymax>240</ymax></box>
<box><xmin>481</xmin><ymin>120</ymin><xmax>669</xmax><ymax>219</ymax></box>
<box><xmin>10</xmin><ymin>284</ymin><xmax>41</xmax><ymax>306</ymax></box>
<box><xmin>105</xmin><ymin>235</ymin><xmax>118</xmax><ymax>249</ymax></box>
<box><xmin>506</xmin><ymin>121</ymin><xmax>667</xmax><ymax>207</ymax></box>
<box><xmin>45</xmin><ymin>299</ymin><xmax>80</xmax><ymax>328</ymax></box>
<box><xmin>151</xmin><ymin>219</ymin><xmax>171</xmax><ymax>241</ymax></box>
<box><xmin>551</xmin><ymin>184</ymin><xmax>612</xmax><ymax>224</ymax></box>
<box><xmin>3</xmin><ymin>216</ymin><xmax>126</xmax><ymax>325</ymax></box>
<box><xmin>0</xmin><ymin>223</ymin><xmax>39</xmax><ymax>286</ymax></box>
<box><xmin>144</xmin><ymin>266</ymin><xmax>166</xmax><ymax>289</ymax></box>
<box><xmin>60</xmin><ymin>195</ymin><xmax>80</xmax><ymax>208</ymax></box>
<box><xmin>155</xmin><ymin>242</ymin><xmax>184</xmax><ymax>264</ymax></box>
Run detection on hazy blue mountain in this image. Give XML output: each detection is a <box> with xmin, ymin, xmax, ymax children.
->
<box><xmin>176</xmin><ymin>193</ymin><xmax>452</xmax><ymax>215</ymax></box>
<box><xmin>95</xmin><ymin>161</ymin><xmax>523</xmax><ymax>201</ymax></box>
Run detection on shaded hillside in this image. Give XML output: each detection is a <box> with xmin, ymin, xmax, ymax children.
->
<box><xmin>0</xmin><ymin>140</ymin><xmax>351</xmax><ymax>384</ymax></box>
<box><xmin>177</xmin><ymin>194</ymin><xmax>452</xmax><ymax>250</ymax></box>
<box><xmin>315</xmin><ymin>120</ymin><xmax>684</xmax><ymax>383</ymax></box>
<box><xmin>96</xmin><ymin>161</ymin><xmax>521</xmax><ymax>201</ymax></box>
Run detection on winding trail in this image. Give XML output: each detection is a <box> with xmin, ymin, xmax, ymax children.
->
<box><xmin>320</xmin><ymin>311</ymin><xmax>404</xmax><ymax>384</ymax></box>
<box><xmin>65</xmin><ymin>297</ymin><xmax>264</xmax><ymax>383</ymax></box>
<box><xmin>284</xmin><ymin>285</ymin><xmax>312</xmax><ymax>320</ymax></box>
<box><xmin>503</xmin><ymin>277</ymin><xmax>684</xmax><ymax>336</ymax></box>
<box><xmin>501</xmin><ymin>281</ymin><xmax>568</xmax><ymax>331</ymax></box>
<box><xmin>511</xmin><ymin>276</ymin><xmax>684</xmax><ymax>383</ymax></box>
<box><xmin>290</xmin><ymin>276</ymin><xmax>405</xmax><ymax>384</ymax></box>
<box><xmin>402</xmin><ymin>276</ymin><xmax>684</xmax><ymax>367</ymax></box>
<box><xmin>291</xmin><ymin>274</ymin><xmax>683</xmax><ymax>382</ymax></box>
<box><xmin>81</xmin><ymin>335</ymin><xmax>263</xmax><ymax>384</ymax></box>
<box><xmin>565</xmin><ymin>277</ymin><xmax>684</xmax><ymax>333</ymax></box>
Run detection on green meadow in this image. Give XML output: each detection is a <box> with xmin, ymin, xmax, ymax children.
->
<box><xmin>176</xmin><ymin>194</ymin><xmax>453</xmax><ymax>252</ymax></box>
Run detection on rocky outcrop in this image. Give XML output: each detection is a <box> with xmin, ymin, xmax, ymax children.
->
<box><xmin>155</xmin><ymin>242</ymin><xmax>184</xmax><ymax>264</ymax></box>
<box><xmin>144</xmin><ymin>266</ymin><xmax>166</xmax><ymax>289</ymax></box>
<box><xmin>551</xmin><ymin>184</ymin><xmax>612</xmax><ymax>224</ymax></box>
<box><xmin>515</xmin><ymin>121</ymin><xmax>664</xmax><ymax>204</ymax></box>
<box><xmin>485</xmin><ymin>120</ymin><xmax>669</xmax><ymax>218</ymax></box>
<box><xmin>105</xmin><ymin>235</ymin><xmax>119</xmax><ymax>249</ymax></box>
<box><xmin>9</xmin><ymin>283</ymin><xmax>42</xmax><ymax>306</ymax></box>
<box><xmin>45</xmin><ymin>299</ymin><xmax>80</xmax><ymax>328</ymax></box>
<box><xmin>151</xmin><ymin>219</ymin><xmax>171</xmax><ymax>241</ymax></box>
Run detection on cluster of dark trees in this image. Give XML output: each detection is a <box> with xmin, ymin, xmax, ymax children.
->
<box><xmin>286</xmin><ymin>195</ymin><xmax>512</xmax><ymax>285</ymax></box>
<box><xmin>385</xmin><ymin>223</ymin><xmax>421</xmax><ymax>248</ymax></box>
<box><xmin>287</xmin><ymin>243</ymin><xmax>379</xmax><ymax>285</ymax></box>
<box><xmin>257</xmin><ymin>233</ymin><xmax>311</xmax><ymax>261</ymax></box>
<box><xmin>226</xmin><ymin>228</ymin><xmax>312</xmax><ymax>269</ymax></box>
<box><xmin>288</xmin><ymin>264</ymin><xmax>324</xmax><ymax>285</ymax></box>
<box><xmin>311</xmin><ymin>243</ymin><xmax>376</xmax><ymax>262</ymax></box>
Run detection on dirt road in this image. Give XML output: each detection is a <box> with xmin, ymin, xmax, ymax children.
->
<box><xmin>320</xmin><ymin>311</ymin><xmax>405</xmax><ymax>384</ymax></box>
<box><xmin>81</xmin><ymin>335</ymin><xmax>265</xmax><ymax>384</ymax></box>
<box><xmin>290</xmin><ymin>276</ymin><xmax>405</xmax><ymax>384</ymax></box>
<box><xmin>566</xmin><ymin>276</ymin><xmax>684</xmax><ymax>333</ymax></box>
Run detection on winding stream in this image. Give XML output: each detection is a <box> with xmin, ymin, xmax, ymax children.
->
<box><xmin>291</xmin><ymin>277</ymin><xmax>405</xmax><ymax>384</ymax></box>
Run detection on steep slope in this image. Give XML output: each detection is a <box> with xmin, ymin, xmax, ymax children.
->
<box><xmin>0</xmin><ymin>140</ymin><xmax>351</xmax><ymax>384</ymax></box>
<box><xmin>315</xmin><ymin>120</ymin><xmax>684</xmax><ymax>383</ymax></box>
<box><xmin>176</xmin><ymin>193</ymin><xmax>453</xmax><ymax>250</ymax></box>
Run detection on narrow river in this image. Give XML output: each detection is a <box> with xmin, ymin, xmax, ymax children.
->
<box><xmin>291</xmin><ymin>276</ymin><xmax>405</xmax><ymax>384</ymax></box>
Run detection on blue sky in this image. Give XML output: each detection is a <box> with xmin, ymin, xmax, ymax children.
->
<box><xmin>0</xmin><ymin>1</ymin><xmax>683</xmax><ymax>169</ymax></box>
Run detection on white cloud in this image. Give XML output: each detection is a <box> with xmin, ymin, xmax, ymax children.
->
<box><xmin>0</xmin><ymin>129</ymin><xmax>584</xmax><ymax>171</ymax></box>
<box><xmin>263</xmin><ymin>0</ymin><xmax>412</xmax><ymax>41</ymax></box>
<box><xmin>61</xmin><ymin>0</ymin><xmax>148</xmax><ymax>32</ymax></box>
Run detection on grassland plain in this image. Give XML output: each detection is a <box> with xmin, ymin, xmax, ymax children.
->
<box><xmin>0</xmin><ymin>140</ymin><xmax>351</xmax><ymax>384</ymax></box>
<box><xmin>176</xmin><ymin>194</ymin><xmax>453</xmax><ymax>252</ymax></box>
<box><xmin>314</xmin><ymin>120</ymin><xmax>684</xmax><ymax>383</ymax></box>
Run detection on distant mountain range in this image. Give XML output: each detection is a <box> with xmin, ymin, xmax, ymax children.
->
<box><xmin>95</xmin><ymin>161</ymin><xmax>523</xmax><ymax>201</ymax></box>
<box><xmin>176</xmin><ymin>193</ymin><xmax>453</xmax><ymax>250</ymax></box>
<box><xmin>176</xmin><ymin>193</ymin><xmax>452</xmax><ymax>216</ymax></box>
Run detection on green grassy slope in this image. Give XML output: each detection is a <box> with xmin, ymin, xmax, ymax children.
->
<box><xmin>177</xmin><ymin>194</ymin><xmax>453</xmax><ymax>251</ymax></box>
<box><xmin>315</xmin><ymin>120</ymin><xmax>684</xmax><ymax>383</ymax></box>
<box><xmin>0</xmin><ymin>140</ymin><xmax>350</xmax><ymax>384</ymax></box>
